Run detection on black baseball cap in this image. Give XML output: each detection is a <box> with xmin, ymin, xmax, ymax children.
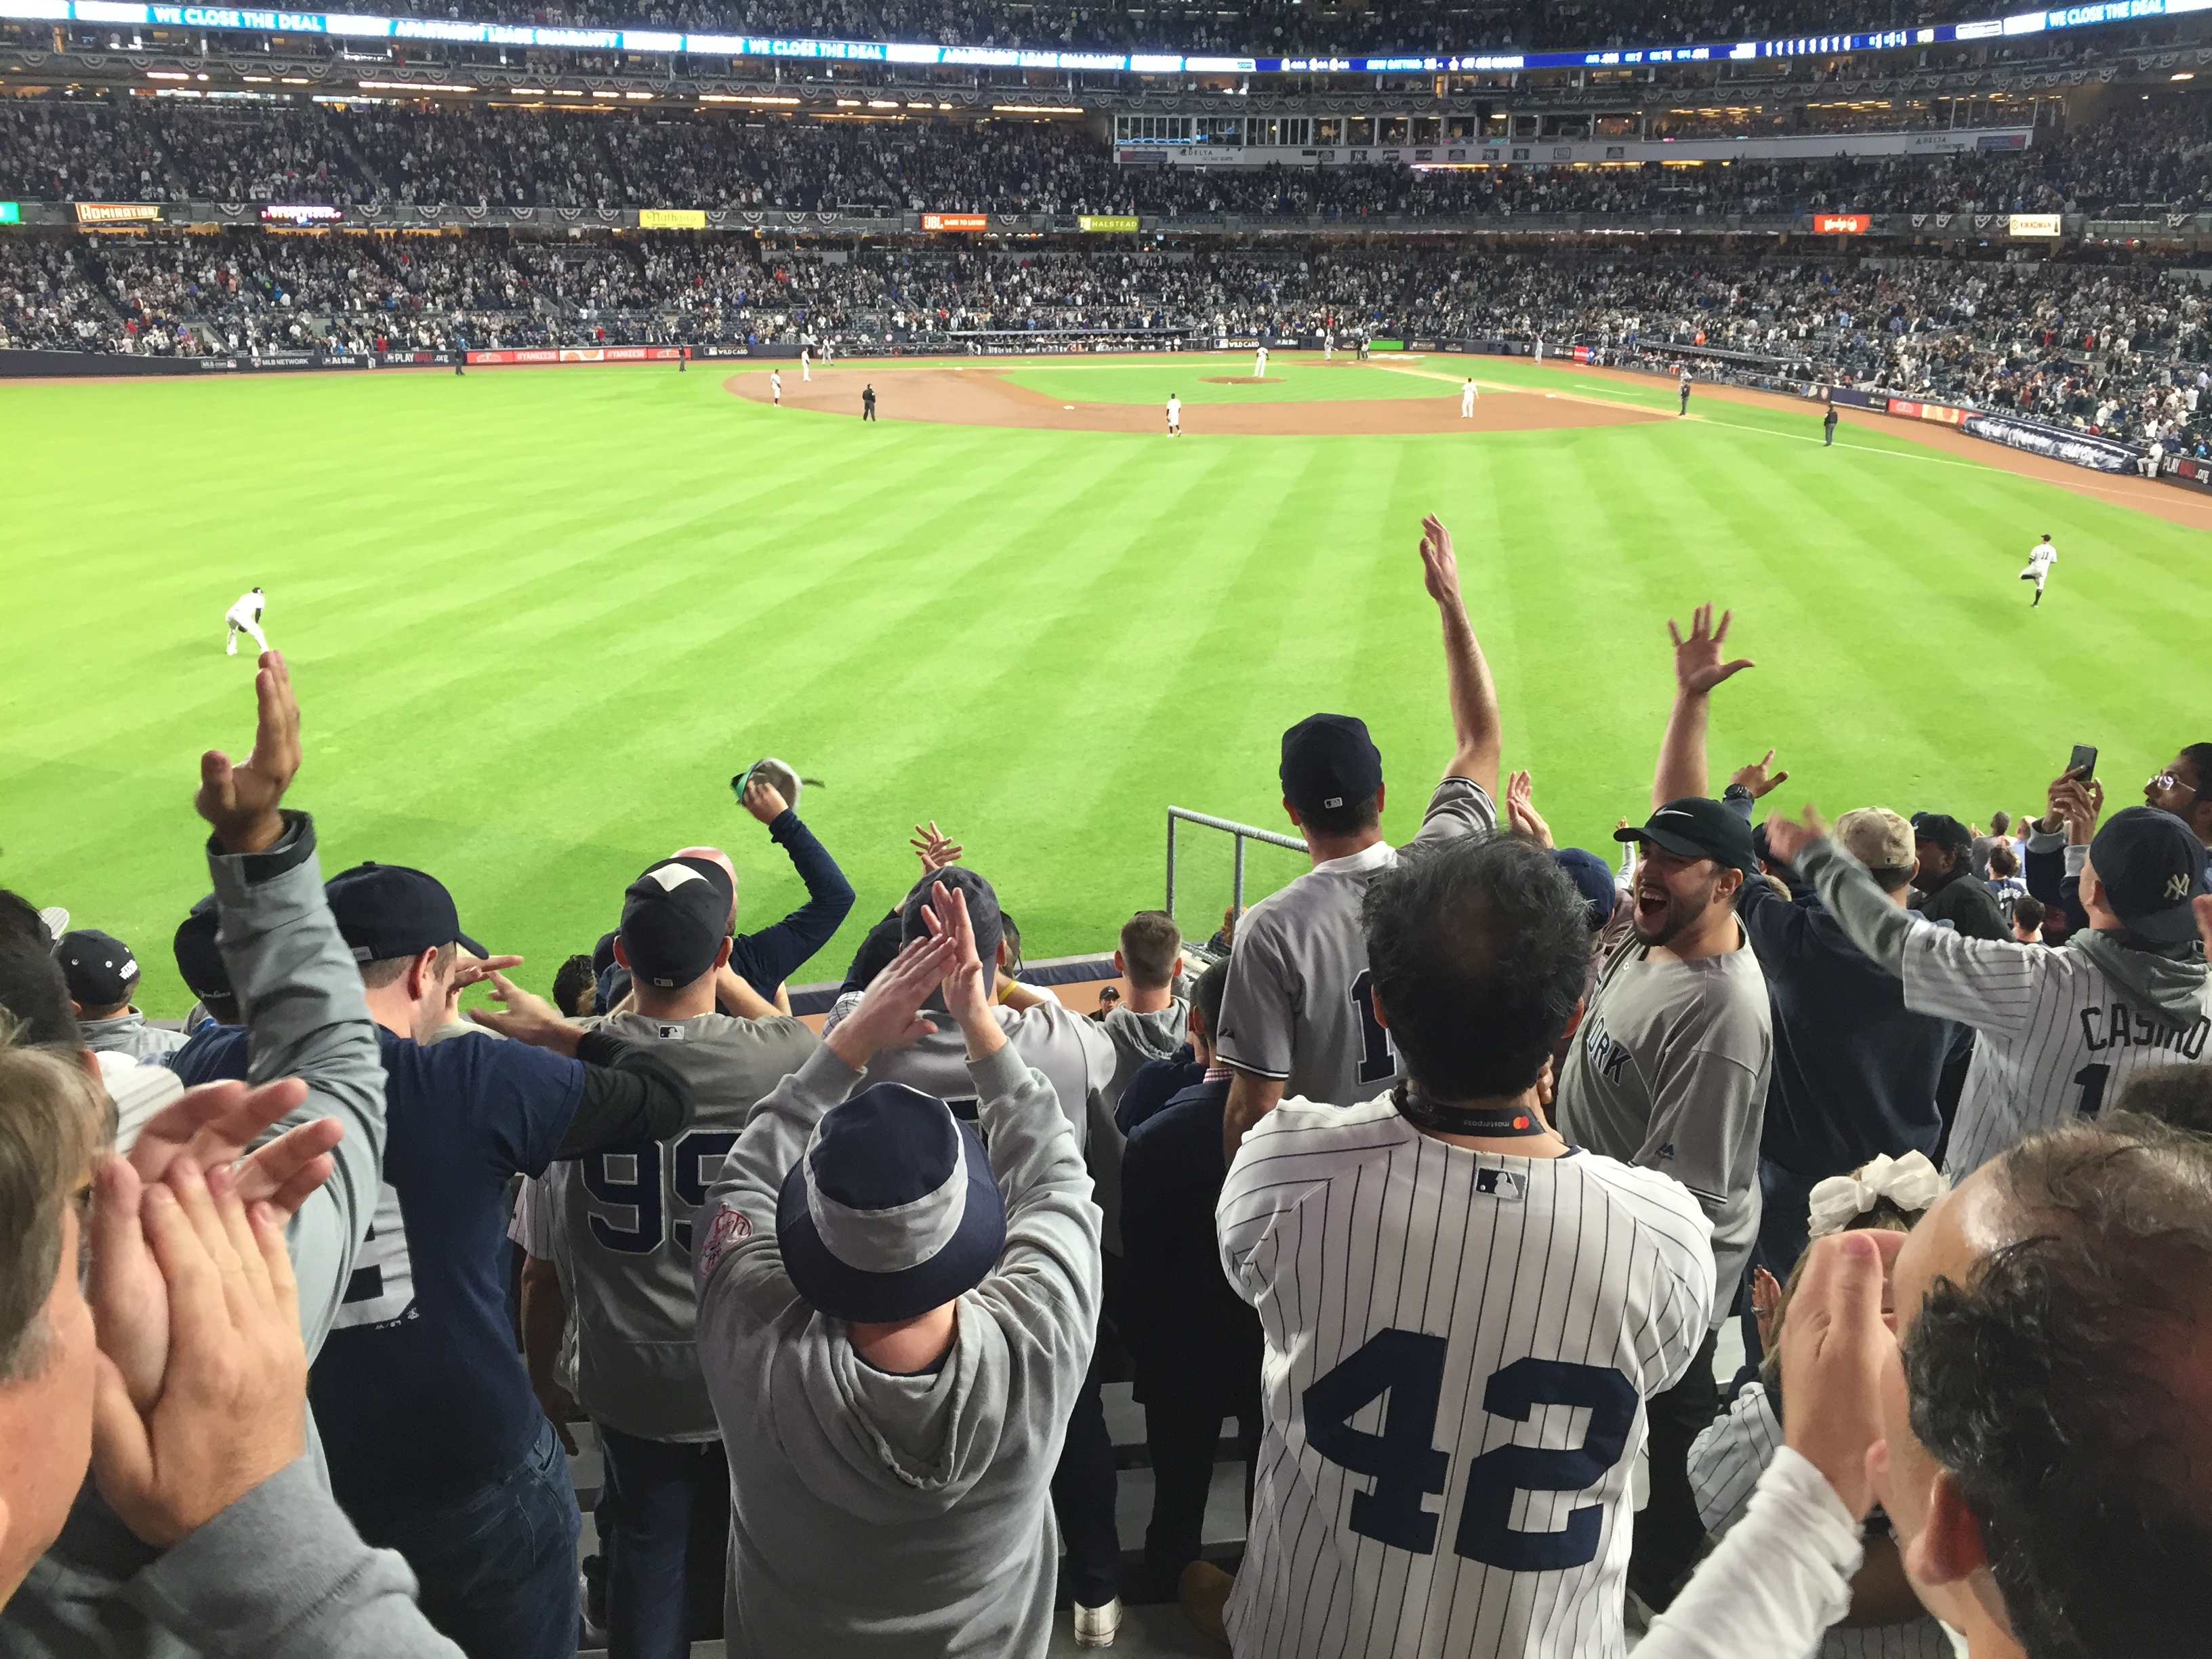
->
<box><xmin>2090</xmin><ymin>806</ymin><xmax>2209</xmax><ymax>945</ymax></box>
<box><xmin>1552</xmin><ymin>848</ymin><xmax>1619</xmax><ymax>930</ymax></box>
<box><xmin>900</xmin><ymin>867</ymin><xmax>1004</xmax><ymax>979</ymax></box>
<box><xmin>1280</xmin><ymin>713</ymin><xmax>1383</xmax><ymax>815</ymax></box>
<box><xmin>1912</xmin><ymin>813</ymin><xmax>1973</xmax><ymax>855</ymax></box>
<box><xmin>1616</xmin><ymin>797</ymin><xmax>1759</xmax><ymax>875</ymax></box>
<box><xmin>171</xmin><ymin>895</ymin><xmax>233</xmax><ymax>1003</ymax></box>
<box><xmin>324</xmin><ymin>863</ymin><xmax>486</xmax><ymax>964</ymax></box>
<box><xmin>58</xmin><ymin>929</ymin><xmax>140</xmax><ymax>1007</ymax></box>
<box><xmin>620</xmin><ymin>857</ymin><xmax>735</xmax><ymax>989</ymax></box>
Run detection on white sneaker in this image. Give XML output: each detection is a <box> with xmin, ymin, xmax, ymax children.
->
<box><xmin>1073</xmin><ymin>1596</ymin><xmax>1122</xmax><ymax>1648</ymax></box>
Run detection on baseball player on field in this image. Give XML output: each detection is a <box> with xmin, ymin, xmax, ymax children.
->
<box><xmin>527</xmin><ymin>856</ymin><xmax>819</xmax><ymax>1658</ymax></box>
<box><xmin>770</xmin><ymin>369</ymin><xmax>781</xmax><ymax>406</ymax></box>
<box><xmin>1461</xmin><ymin>377</ymin><xmax>1479</xmax><ymax>417</ymax></box>
<box><xmin>224</xmin><ymin>586</ymin><xmax>268</xmax><ymax>656</ymax></box>
<box><xmin>1166</xmin><ymin>392</ymin><xmax>1182</xmax><ymax>436</ymax></box>
<box><xmin>1217</xmin><ymin>835</ymin><xmax>1716</xmax><ymax>1659</ymax></box>
<box><xmin>1215</xmin><ymin>513</ymin><xmax>1504</xmax><ymax>1159</ymax></box>
<box><xmin>1254</xmin><ymin>342</ymin><xmax>1269</xmax><ymax>377</ymax></box>
<box><xmin>2020</xmin><ymin>531</ymin><xmax>2057</xmax><ymax>607</ymax></box>
<box><xmin>1767</xmin><ymin>783</ymin><xmax>2212</xmax><ymax>1179</ymax></box>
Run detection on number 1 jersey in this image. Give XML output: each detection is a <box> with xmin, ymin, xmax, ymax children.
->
<box><xmin>547</xmin><ymin>1009</ymin><xmax>820</xmax><ymax>1442</ymax></box>
<box><xmin>1217</xmin><ymin>1095</ymin><xmax>1715</xmax><ymax>1659</ymax></box>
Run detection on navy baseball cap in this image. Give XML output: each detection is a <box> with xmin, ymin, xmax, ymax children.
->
<box><xmin>1617</xmin><ymin>797</ymin><xmax>1759</xmax><ymax>875</ymax></box>
<box><xmin>323</xmin><ymin>863</ymin><xmax>486</xmax><ymax>964</ymax></box>
<box><xmin>1912</xmin><ymin>813</ymin><xmax>1973</xmax><ymax>855</ymax></box>
<box><xmin>171</xmin><ymin>895</ymin><xmax>233</xmax><ymax>1004</ymax></box>
<box><xmin>1552</xmin><ymin>848</ymin><xmax>1619</xmax><ymax>930</ymax></box>
<box><xmin>2090</xmin><ymin>806</ymin><xmax>2209</xmax><ymax>945</ymax></box>
<box><xmin>1281</xmin><ymin>713</ymin><xmax>1383</xmax><ymax>815</ymax></box>
<box><xmin>900</xmin><ymin>868</ymin><xmax>1004</xmax><ymax>977</ymax></box>
<box><xmin>620</xmin><ymin>857</ymin><xmax>734</xmax><ymax>989</ymax></box>
<box><xmin>776</xmin><ymin>1081</ymin><xmax>1007</xmax><ymax>1322</ymax></box>
<box><xmin>58</xmin><ymin>929</ymin><xmax>140</xmax><ymax>1007</ymax></box>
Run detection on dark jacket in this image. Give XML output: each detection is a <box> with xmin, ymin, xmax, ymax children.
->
<box><xmin>1120</xmin><ymin>1074</ymin><xmax>1262</xmax><ymax>1408</ymax></box>
<box><xmin>1736</xmin><ymin>875</ymin><xmax>1969</xmax><ymax>1178</ymax></box>
<box><xmin>1115</xmin><ymin>1044</ymin><xmax>1204</xmax><ymax>1137</ymax></box>
<box><xmin>1912</xmin><ymin>861</ymin><xmax>2009</xmax><ymax>941</ymax></box>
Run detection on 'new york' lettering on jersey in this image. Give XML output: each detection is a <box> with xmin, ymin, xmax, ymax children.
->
<box><xmin>1218</xmin><ymin>1094</ymin><xmax>1715</xmax><ymax>1659</ymax></box>
<box><xmin>333</xmin><ymin>1181</ymin><xmax>415</xmax><ymax>1330</ymax></box>
<box><xmin>1215</xmin><ymin>777</ymin><xmax>1496</xmax><ymax>1107</ymax></box>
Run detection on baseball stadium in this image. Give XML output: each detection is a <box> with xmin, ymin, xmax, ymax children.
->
<box><xmin>3</xmin><ymin>0</ymin><xmax>2212</xmax><ymax>1654</ymax></box>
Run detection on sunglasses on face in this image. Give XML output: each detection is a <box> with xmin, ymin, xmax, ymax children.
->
<box><xmin>2150</xmin><ymin>773</ymin><xmax>2199</xmax><ymax>798</ymax></box>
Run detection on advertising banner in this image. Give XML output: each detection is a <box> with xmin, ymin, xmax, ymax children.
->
<box><xmin>1887</xmin><ymin>397</ymin><xmax>1965</xmax><ymax>425</ymax></box>
<box><xmin>262</xmin><ymin>204</ymin><xmax>342</xmax><ymax>224</ymax></box>
<box><xmin>1961</xmin><ymin>412</ymin><xmax>2142</xmax><ymax>473</ymax></box>
<box><xmin>1814</xmin><ymin>213</ymin><xmax>1871</xmax><ymax>234</ymax></box>
<box><xmin>2008</xmin><ymin>213</ymin><xmax>2064</xmax><ymax>237</ymax></box>
<box><xmin>1572</xmin><ymin>344</ymin><xmax>1593</xmax><ymax>363</ymax></box>
<box><xmin>464</xmin><ymin>346</ymin><xmax>687</xmax><ymax>365</ymax></box>
<box><xmin>1077</xmin><ymin>214</ymin><xmax>1140</xmax><ymax>232</ymax></box>
<box><xmin>639</xmin><ymin>208</ymin><xmax>708</xmax><ymax>229</ymax></box>
<box><xmin>1826</xmin><ymin>386</ymin><xmax>1887</xmax><ymax>409</ymax></box>
<box><xmin>921</xmin><ymin>213</ymin><xmax>989</xmax><ymax>232</ymax></box>
<box><xmin>75</xmin><ymin>203</ymin><xmax>162</xmax><ymax>224</ymax></box>
<box><xmin>0</xmin><ymin>203</ymin><xmax>17</xmax><ymax>224</ymax></box>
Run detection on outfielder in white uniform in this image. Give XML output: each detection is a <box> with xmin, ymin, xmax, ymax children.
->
<box><xmin>1783</xmin><ymin>804</ymin><xmax>2211</xmax><ymax>1177</ymax></box>
<box><xmin>1220</xmin><ymin>835</ymin><xmax>1716</xmax><ymax>1659</ymax></box>
<box><xmin>1216</xmin><ymin>514</ymin><xmax>1504</xmax><ymax>1155</ymax></box>
<box><xmin>1461</xmin><ymin>377</ymin><xmax>1478</xmax><ymax>417</ymax></box>
<box><xmin>224</xmin><ymin>586</ymin><xmax>268</xmax><ymax>656</ymax></box>
<box><xmin>2020</xmin><ymin>533</ymin><xmax>2057</xmax><ymax>606</ymax></box>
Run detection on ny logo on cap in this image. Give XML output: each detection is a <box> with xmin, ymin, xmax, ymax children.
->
<box><xmin>2167</xmin><ymin>874</ymin><xmax>2192</xmax><ymax>901</ymax></box>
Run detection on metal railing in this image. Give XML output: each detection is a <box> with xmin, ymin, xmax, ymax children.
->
<box><xmin>1164</xmin><ymin>806</ymin><xmax>1305</xmax><ymax>929</ymax></box>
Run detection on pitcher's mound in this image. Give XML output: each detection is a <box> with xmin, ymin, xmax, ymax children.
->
<box><xmin>1201</xmin><ymin>375</ymin><xmax>1282</xmax><ymax>384</ymax></box>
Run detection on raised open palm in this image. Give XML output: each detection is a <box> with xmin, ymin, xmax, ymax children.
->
<box><xmin>1668</xmin><ymin>602</ymin><xmax>1754</xmax><ymax>697</ymax></box>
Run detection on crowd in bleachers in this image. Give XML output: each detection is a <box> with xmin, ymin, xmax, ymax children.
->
<box><xmin>3</xmin><ymin>94</ymin><xmax>2210</xmax><ymax>218</ymax></box>
<box><xmin>5</xmin><ymin>228</ymin><xmax>2205</xmax><ymax>453</ymax></box>
<box><xmin>7</xmin><ymin>521</ymin><xmax>2212</xmax><ymax>1658</ymax></box>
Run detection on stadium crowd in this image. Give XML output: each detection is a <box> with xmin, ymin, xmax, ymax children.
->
<box><xmin>3</xmin><ymin>94</ymin><xmax>2210</xmax><ymax>218</ymax></box>
<box><xmin>5</xmin><ymin>516</ymin><xmax>2212</xmax><ymax>1659</ymax></box>
<box><xmin>5</xmin><ymin>228</ymin><xmax>2205</xmax><ymax>454</ymax></box>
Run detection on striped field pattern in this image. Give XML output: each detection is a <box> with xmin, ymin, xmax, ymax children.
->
<box><xmin>3</xmin><ymin>351</ymin><xmax>2206</xmax><ymax>1013</ymax></box>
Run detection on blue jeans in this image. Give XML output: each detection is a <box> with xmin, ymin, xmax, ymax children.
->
<box><xmin>596</xmin><ymin>1424</ymin><xmax>730</xmax><ymax>1659</ymax></box>
<box><xmin>365</xmin><ymin>1419</ymin><xmax>581</xmax><ymax>1659</ymax></box>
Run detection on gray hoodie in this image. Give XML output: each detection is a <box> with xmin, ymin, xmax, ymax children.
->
<box><xmin>77</xmin><ymin>1012</ymin><xmax>188</xmax><ymax>1062</ymax></box>
<box><xmin>2</xmin><ymin>814</ymin><xmax>392</xmax><ymax>1659</ymax></box>
<box><xmin>694</xmin><ymin>1042</ymin><xmax>1101</xmax><ymax>1659</ymax></box>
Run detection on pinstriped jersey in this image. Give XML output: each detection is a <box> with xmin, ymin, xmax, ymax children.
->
<box><xmin>1691</xmin><ymin>1382</ymin><xmax>1954</xmax><ymax>1659</ymax></box>
<box><xmin>1897</xmin><ymin>926</ymin><xmax>2212</xmax><ymax>1176</ymax></box>
<box><xmin>1214</xmin><ymin>777</ymin><xmax>1497</xmax><ymax>1107</ymax></box>
<box><xmin>1216</xmin><ymin>1094</ymin><xmax>1715</xmax><ymax>1659</ymax></box>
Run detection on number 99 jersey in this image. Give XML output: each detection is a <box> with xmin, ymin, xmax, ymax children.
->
<box><xmin>1216</xmin><ymin>1096</ymin><xmax>1715</xmax><ymax>1659</ymax></box>
<box><xmin>544</xmin><ymin>1009</ymin><xmax>821</xmax><ymax>1443</ymax></box>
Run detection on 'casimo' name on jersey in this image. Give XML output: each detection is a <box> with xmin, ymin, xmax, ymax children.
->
<box><xmin>2080</xmin><ymin>1000</ymin><xmax>2212</xmax><ymax>1057</ymax></box>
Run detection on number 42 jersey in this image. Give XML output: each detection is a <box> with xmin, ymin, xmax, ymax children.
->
<box><xmin>1217</xmin><ymin>1096</ymin><xmax>1715</xmax><ymax>1659</ymax></box>
<box><xmin>546</xmin><ymin>1009</ymin><xmax>820</xmax><ymax>1443</ymax></box>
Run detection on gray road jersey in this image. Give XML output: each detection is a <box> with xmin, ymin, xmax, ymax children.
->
<box><xmin>1555</xmin><ymin>932</ymin><xmax>1773</xmax><ymax>1322</ymax></box>
<box><xmin>1215</xmin><ymin>776</ymin><xmax>1496</xmax><ymax>1107</ymax></box>
<box><xmin>551</xmin><ymin>1009</ymin><xmax>819</xmax><ymax>1441</ymax></box>
<box><xmin>856</xmin><ymin>997</ymin><xmax>1115</xmax><ymax>1157</ymax></box>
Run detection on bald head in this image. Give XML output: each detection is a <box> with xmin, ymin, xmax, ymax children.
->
<box><xmin>1886</xmin><ymin>1116</ymin><xmax>2212</xmax><ymax>1658</ymax></box>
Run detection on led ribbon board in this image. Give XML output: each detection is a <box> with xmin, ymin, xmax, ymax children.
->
<box><xmin>7</xmin><ymin>0</ymin><xmax>2205</xmax><ymax>75</ymax></box>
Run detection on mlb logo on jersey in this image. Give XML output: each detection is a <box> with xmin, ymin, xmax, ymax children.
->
<box><xmin>1475</xmin><ymin>1168</ymin><xmax>1526</xmax><ymax>1202</ymax></box>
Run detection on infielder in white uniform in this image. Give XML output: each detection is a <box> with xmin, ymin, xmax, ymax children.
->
<box><xmin>1254</xmin><ymin>343</ymin><xmax>1269</xmax><ymax>377</ymax></box>
<box><xmin>1461</xmin><ymin>377</ymin><xmax>1479</xmax><ymax>417</ymax></box>
<box><xmin>1219</xmin><ymin>835</ymin><xmax>1715</xmax><ymax>1659</ymax></box>
<box><xmin>770</xmin><ymin>369</ymin><xmax>781</xmax><ymax>405</ymax></box>
<box><xmin>800</xmin><ymin>345</ymin><xmax>811</xmax><ymax>382</ymax></box>
<box><xmin>1216</xmin><ymin>514</ymin><xmax>1504</xmax><ymax>1157</ymax></box>
<box><xmin>1769</xmin><ymin>796</ymin><xmax>2211</xmax><ymax>1178</ymax></box>
<box><xmin>1166</xmin><ymin>392</ymin><xmax>1181</xmax><ymax>436</ymax></box>
<box><xmin>2020</xmin><ymin>531</ymin><xmax>2057</xmax><ymax>606</ymax></box>
<box><xmin>224</xmin><ymin>586</ymin><xmax>268</xmax><ymax>656</ymax></box>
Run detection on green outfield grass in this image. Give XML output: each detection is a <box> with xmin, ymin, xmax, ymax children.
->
<box><xmin>3</xmin><ymin>350</ymin><xmax>2207</xmax><ymax>1015</ymax></box>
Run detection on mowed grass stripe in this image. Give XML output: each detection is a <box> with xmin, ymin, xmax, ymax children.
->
<box><xmin>3</xmin><ymin>363</ymin><xmax>2208</xmax><ymax>1012</ymax></box>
